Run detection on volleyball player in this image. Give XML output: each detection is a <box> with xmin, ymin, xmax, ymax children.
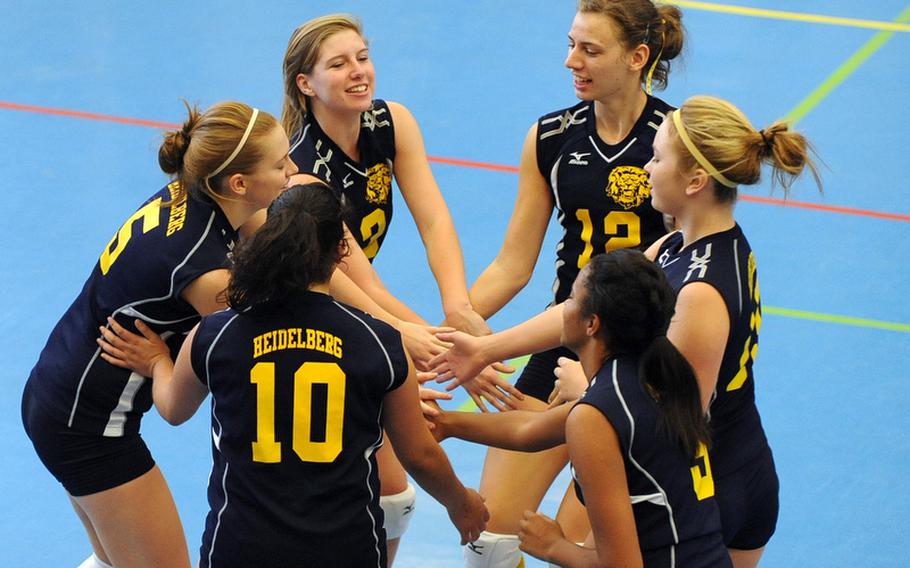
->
<box><xmin>439</xmin><ymin>2</ymin><xmax>686</xmax><ymax>565</ymax></box>
<box><xmin>21</xmin><ymin>102</ymin><xmax>298</xmax><ymax>568</ymax></box>
<box><xmin>434</xmin><ymin>95</ymin><xmax>821</xmax><ymax>568</ymax></box>
<box><xmin>280</xmin><ymin>15</ymin><xmax>522</xmax><ymax>560</ymax></box>
<box><xmin>98</xmin><ymin>183</ymin><xmax>489</xmax><ymax>567</ymax></box>
<box><xmin>431</xmin><ymin>250</ymin><xmax>731</xmax><ymax>567</ymax></box>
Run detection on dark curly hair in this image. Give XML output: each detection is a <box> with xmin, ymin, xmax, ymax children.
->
<box><xmin>227</xmin><ymin>182</ymin><xmax>348</xmax><ymax>311</ymax></box>
<box><xmin>579</xmin><ymin>249</ymin><xmax>709</xmax><ymax>456</ymax></box>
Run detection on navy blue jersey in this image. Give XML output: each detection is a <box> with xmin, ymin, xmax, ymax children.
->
<box><xmin>537</xmin><ymin>96</ymin><xmax>672</xmax><ymax>304</ymax></box>
<box><xmin>656</xmin><ymin>225</ymin><xmax>770</xmax><ymax>478</ymax></box>
<box><xmin>289</xmin><ymin>100</ymin><xmax>396</xmax><ymax>261</ymax></box>
<box><xmin>191</xmin><ymin>291</ymin><xmax>409</xmax><ymax>568</ymax></box>
<box><xmin>574</xmin><ymin>357</ymin><xmax>730</xmax><ymax>568</ymax></box>
<box><xmin>26</xmin><ymin>182</ymin><xmax>236</xmax><ymax>437</ymax></box>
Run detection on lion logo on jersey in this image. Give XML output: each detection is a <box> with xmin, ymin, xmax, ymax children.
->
<box><xmin>365</xmin><ymin>162</ymin><xmax>392</xmax><ymax>205</ymax></box>
<box><xmin>606</xmin><ymin>165</ymin><xmax>650</xmax><ymax>210</ymax></box>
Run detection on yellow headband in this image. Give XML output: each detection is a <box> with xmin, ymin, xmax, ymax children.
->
<box><xmin>671</xmin><ymin>109</ymin><xmax>737</xmax><ymax>189</ymax></box>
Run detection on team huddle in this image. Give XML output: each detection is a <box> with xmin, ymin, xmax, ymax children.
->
<box><xmin>21</xmin><ymin>1</ymin><xmax>822</xmax><ymax>567</ymax></box>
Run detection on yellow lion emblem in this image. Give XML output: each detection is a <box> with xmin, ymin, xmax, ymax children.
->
<box><xmin>366</xmin><ymin>162</ymin><xmax>392</xmax><ymax>205</ymax></box>
<box><xmin>606</xmin><ymin>165</ymin><xmax>650</xmax><ymax>210</ymax></box>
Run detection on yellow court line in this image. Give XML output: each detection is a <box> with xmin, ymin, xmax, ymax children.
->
<box><xmin>666</xmin><ymin>0</ymin><xmax>910</xmax><ymax>32</ymax></box>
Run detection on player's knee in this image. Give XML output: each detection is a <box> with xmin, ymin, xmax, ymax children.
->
<box><xmin>76</xmin><ymin>554</ymin><xmax>113</xmax><ymax>568</ymax></box>
<box><xmin>463</xmin><ymin>531</ymin><xmax>525</xmax><ymax>568</ymax></box>
<box><xmin>381</xmin><ymin>483</ymin><xmax>416</xmax><ymax>540</ymax></box>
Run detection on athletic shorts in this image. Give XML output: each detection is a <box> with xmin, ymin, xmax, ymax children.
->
<box><xmin>513</xmin><ymin>346</ymin><xmax>577</xmax><ymax>403</ymax></box>
<box><xmin>716</xmin><ymin>447</ymin><xmax>780</xmax><ymax>550</ymax></box>
<box><xmin>21</xmin><ymin>381</ymin><xmax>155</xmax><ymax>497</ymax></box>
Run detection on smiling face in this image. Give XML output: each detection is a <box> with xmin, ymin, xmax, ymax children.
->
<box><xmin>298</xmin><ymin>29</ymin><xmax>374</xmax><ymax>115</ymax></box>
<box><xmin>564</xmin><ymin>11</ymin><xmax>639</xmax><ymax>101</ymax></box>
<box><xmin>644</xmin><ymin>119</ymin><xmax>690</xmax><ymax>216</ymax></box>
<box><xmin>238</xmin><ymin>125</ymin><xmax>298</xmax><ymax>210</ymax></box>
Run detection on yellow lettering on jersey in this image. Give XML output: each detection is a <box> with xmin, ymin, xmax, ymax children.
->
<box><xmin>165</xmin><ymin>182</ymin><xmax>188</xmax><ymax>236</ymax></box>
<box><xmin>334</xmin><ymin>337</ymin><xmax>343</xmax><ymax>358</ymax></box>
<box><xmin>690</xmin><ymin>442</ymin><xmax>715</xmax><ymax>501</ymax></box>
<box><xmin>576</xmin><ymin>209</ymin><xmax>595</xmax><ymax>269</ymax></box>
<box><xmin>99</xmin><ymin>198</ymin><xmax>162</xmax><ymax>275</ymax></box>
<box><xmin>726</xmin><ymin>252</ymin><xmax>761</xmax><ymax>392</ymax></box>
<box><xmin>360</xmin><ymin>208</ymin><xmax>387</xmax><ymax>260</ymax></box>
<box><xmin>250</xmin><ymin>362</ymin><xmax>281</xmax><ymax>463</ymax></box>
<box><xmin>287</xmin><ymin>328</ymin><xmax>298</xmax><ymax>349</ymax></box>
<box><xmin>293</xmin><ymin>362</ymin><xmax>346</xmax><ymax>462</ymax></box>
<box><xmin>575</xmin><ymin>209</ymin><xmax>642</xmax><ymax>269</ymax></box>
<box><xmin>251</xmin><ymin>328</ymin><xmax>344</xmax><ymax>358</ymax></box>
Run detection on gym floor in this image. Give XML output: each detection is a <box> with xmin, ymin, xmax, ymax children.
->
<box><xmin>2</xmin><ymin>1</ymin><xmax>908</xmax><ymax>566</ymax></box>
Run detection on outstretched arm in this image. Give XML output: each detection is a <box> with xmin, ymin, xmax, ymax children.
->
<box><xmin>430</xmin><ymin>400</ymin><xmax>572</xmax><ymax>453</ymax></box>
<box><xmin>431</xmin><ymin>304</ymin><xmax>564</xmax><ymax>387</ymax></box>
<box><xmin>469</xmin><ymin>123</ymin><xmax>553</xmax><ymax>319</ymax></box>
<box><xmin>387</xmin><ymin>101</ymin><xmax>486</xmax><ymax>335</ymax></box>
<box><xmin>383</xmin><ymin>352</ymin><xmax>489</xmax><ymax>544</ymax></box>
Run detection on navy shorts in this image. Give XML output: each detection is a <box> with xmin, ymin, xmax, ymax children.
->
<box><xmin>716</xmin><ymin>448</ymin><xmax>780</xmax><ymax>550</ymax></box>
<box><xmin>514</xmin><ymin>346</ymin><xmax>577</xmax><ymax>403</ymax></box>
<box><xmin>22</xmin><ymin>382</ymin><xmax>155</xmax><ymax>497</ymax></box>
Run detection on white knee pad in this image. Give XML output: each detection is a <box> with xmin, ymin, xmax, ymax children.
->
<box><xmin>463</xmin><ymin>531</ymin><xmax>524</xmax><ymax>568</ymax></box>
<box><xmin>77</xmin><ymin>553</ymin><xmax>113</xmax><ymax>568</ymax></box>
<box><xmin>380</xmin><ymin>483</ymin><xmax>417</xmax><ymax>540</ymax></box>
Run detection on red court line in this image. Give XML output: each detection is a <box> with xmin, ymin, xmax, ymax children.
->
<box><xmin>0</xmin><ymin>100</ymin><xmax>180</xmax><ymax>129</ymax></box>
<box><xmin>427</xmin><ymin>155</ymin><xmax>519</xmax><ymax>174</ymax></box>
<box><xmin>4</xmin><ymin>99</ymin><xmax>909</xmax><ymax>223</ymax></box>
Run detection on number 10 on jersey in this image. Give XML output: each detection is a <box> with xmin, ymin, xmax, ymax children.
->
<box><xmin>250</xmin><ymin>361</ymin><xmax>346</xmax><ymax>463</ymax></box>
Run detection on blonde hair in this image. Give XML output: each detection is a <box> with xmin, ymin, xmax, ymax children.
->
<box><xmin>667</xmin><ymin>95</ymin><xmax>822</xmax><ymax>202</ymax></box>
<box><xmin>576</xmin><ymin>0</ymin><xmax>684</xmax><ymax>91</ymax></box>
<box><xmin>159</xmin><ymin>101</ymin><xmax>279</xmax><ymax>203</ymax></box>
<box><xmin>281</xmin><ymin>14</ymin><xmax>364</xmax><ymax>136</ymax></box>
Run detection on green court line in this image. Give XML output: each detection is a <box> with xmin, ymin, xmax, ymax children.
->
<box><xmin>667</xmin><ymin>1</ymin><xmax>910</xmax><ymax>32</ymax></box>
<box><xmin>457</xmin><ymin>355</ymin><xmax>530</xmax><ymax>412</ymax></box>
<box><xmin>784</xmin><ymin>4</ymin><xmax>910</xmax><ymax>125</ymax></box>
<box><xmin>763</xmin><ymin>306</ymin><xmax>910</xmax><ymax>333</ymax></box>
<box><xmin>453</xmin><ymin>307</ymin><xmax>908</xmax><ymax>411</ymax></box>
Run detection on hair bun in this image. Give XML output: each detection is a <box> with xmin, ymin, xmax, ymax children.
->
<box><xmin>158</xmin><ymin>102</ymin><xmax>201</xmax><ymax>175</ymax></box>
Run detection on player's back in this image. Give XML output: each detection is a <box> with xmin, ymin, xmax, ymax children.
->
<box><xmin>26</xmin><ymin>183</ymin><xmax>235</xmax><ymax>436</ymax></box>
<box><xmin>192</xmin><ymin>291</ymin><xmax>408</xmax><ymax>568</ymax></box>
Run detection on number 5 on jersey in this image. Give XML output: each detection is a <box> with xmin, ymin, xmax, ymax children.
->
<box><xmin>251</xmin><ymin>361</ymin><xmax>346</xmax><ymax>463</ymax></box>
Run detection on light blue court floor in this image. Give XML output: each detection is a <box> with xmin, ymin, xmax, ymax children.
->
<box><xmin>2</xmin><ymin>2</ymin><xmax>908</xmax><ymax>566</ymax></box>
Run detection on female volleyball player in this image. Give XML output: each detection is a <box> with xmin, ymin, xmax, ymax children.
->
<box><xmin>438</xmin><ymin>2</ymin><xmax>686</xmax><ymax>565</ymax></box>
<box><xmin>280</xmin><ymin>15</ymin><xmax>520</xmax><ymax>561</ymax></box>
<box><xmin>21</xmin><ymin>102</ymin><xmax>298</xmax><ymax>568</ymax></box>
<box><xmin>97</xmin><ymin>183</ymin><xmax>489</xmax><ymax>567</ymax></box>
<box><xmin>434</xmin><ymin>94</ymin><xmax>821</xmax><ymax>568</ymax></box>
<box><xmin>431</xmin><ymin>250</ymin><xmax>731</xmax><ymax>567</ymax></box>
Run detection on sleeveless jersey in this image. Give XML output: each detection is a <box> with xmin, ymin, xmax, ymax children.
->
<box><xmin>191</xmin><ymin>291</ymin><xmax>409</xmax><ymax>568</ymax></box>
<box><xmin>656</xmin><ymin>225</ymin><xmax>770</xmax><ymax>478</ymax></box>
<box><xmin>574</xmin><ymin>357</ymin><xmax>730</xmax><ymax>568</ymax></box>
<box><xmin>26</xmin><ymin>182</ymin><xmax>236</xmax><ymax>436</ymax></box>
<box><xmin>289</xmin><ymin>100</ymin><xmax>396</xmax><ymax>261</ymax></box>
<box><xmin>537</xmin><ymin>96</ymin><xmax>672</xmax><ymax>304</ymax></box>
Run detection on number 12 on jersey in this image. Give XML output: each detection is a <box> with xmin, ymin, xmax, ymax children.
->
<box><xmin>575</xmin><ymin>209</ymin><xmax>641</xmax><ymax>268</ymax></box>
<box><xmin>250</xmin><ymin>361</ymin><xmax>346</xmax><ymax>464</ymax></box>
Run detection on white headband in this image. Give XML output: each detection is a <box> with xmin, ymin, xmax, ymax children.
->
<box><xmin>207</xmin><ymin>108</ymin><xmax>260</xmax><ymax>180</ymax></box>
